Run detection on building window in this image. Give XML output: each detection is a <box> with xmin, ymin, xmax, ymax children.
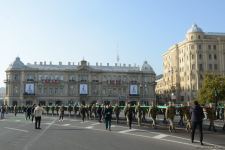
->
<box><xmin>50</xmin><ymin>88</ymin><xmax>53</xmax><ymax>94</ymax></box>
<box><xmin>209</xmin><ymin>54</ymin><xmax>212</xmax><ymax>60</ymax></box>
<box><xmin>209</xmin><ymin>64</ymin><xmax>212</xmax><ymax>70</ymax></box>
<box><xmin>14</xmin><ymin>74</ymin><xmax>18</xmax><ymax>80</ymax></box>
<box><xmin>213</xmin><ymin>45</ymin><xmax>217</xmax><ymax>50</ymax></box>
<box><xmin>14</xmin><ymin>86</ymin><xmax>18</xmax><ymax>94</ymax></box>
<box><xmin>199</xmin><ymin>54</ymin><xmax>202</xmax><ymax>59</ymax></box>
<box><xmin>208</xmin><ymin>45</ymin><xmax>211</xmax><ymax>50</ymax></box>
<box><xmin>44</xmin><ymin>88</ymin><xmax>47</xmax><ymax>94</ymax></box>
<box><xmin>198</xmin><ymin>45</ymin><xmax>202</xmax><ymax>50</ymax></box>
<box><xmin>200</xmin><ymin>74</ymin><xmax>203</xmax><ymax>80</ymax></box>
<box><xmin>191</xmin><ymin>45</ymin><xmax>194</xmax><ymax>50</ymax></box>
<box><xmin>199</xmin><ymin>64</ymin><xmax>203</xmax><ymax>71</ymax></box>
<box><xmin>214</xmin><ymin>64</ymin><xmax>218</xmax><ymax>70</ymax></box>
<box><xmin>192</xmin><ymin>64</ymin><xmax>195</xmax><ymax>70</ymax></box>
<box><xmin>198</xmin><ymin>35</ymin><xmax>201</xmax><ymax>39</ymax></box>
<box><xmin>214</xmin><ymin>54</ymin><xmax>217</xmax><ymax>60</ymax></box>
<box><xmin>60</xmin><ymin>87</ymin><xmax>64</xmax><ymax>95</ymax></box>
<box><xmin>191</xmin><ymin>54</ymin><xmax>194</xmax><ymax>59</ymax></box>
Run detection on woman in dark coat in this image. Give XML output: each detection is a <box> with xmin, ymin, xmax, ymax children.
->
<box><xmin>190</xmin><ymin>101</ymin><xmax>204</xmax><ymax>145</ymax></box>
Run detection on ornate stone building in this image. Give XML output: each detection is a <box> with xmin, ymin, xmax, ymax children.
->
<box><xmin>4</xmin><ymin>57</ymin><xmax>156</xmax><ymax>106</ymax></box>
<box><xmin>156</xmin><ymin>24</ymin><xmax>225</xmax><ymax>103</ymax></box>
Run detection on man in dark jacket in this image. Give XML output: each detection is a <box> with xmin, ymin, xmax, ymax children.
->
<box><xmin>80</xmin><ymin>105</ymin><xmax>86</xmax><ymax>122</ymax></box>
<box><xmin>97</xmin><ymin>105</ymin><xmax>103</xmax><ymax>122</ymax></box>
<box><xmin>190</xmin><ymin>101</ymin><xmax>204</xmax><ymax>145</ymax></box>
<box><xmin>124</xmin><ymin>103</ymin><xmax>133</xmax><ymax>129</ymax></box>
<box><xmin>104</xmin><ymin>104</ymin><xmax>113</xmax><ymax>131</ymax></box>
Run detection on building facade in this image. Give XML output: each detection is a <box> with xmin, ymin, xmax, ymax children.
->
<box><xmin>4</xmin><ymin>57</ymin><xmax>156</xmax><ymax>106</ymax></box>
<box><xmin>156</xmin><ymin>24</ymin><xmax>225</xmax><ymax>103</ymax></box>
<box><xmin>0</xmin><ymin>87</ymin><xmax>5</xmax><ymax>105</ymax></box>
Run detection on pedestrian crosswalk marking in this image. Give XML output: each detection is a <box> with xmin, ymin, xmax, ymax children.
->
<box><xmin>153</xmin><ymin>134</ymin><xmax>168</xmax><ymax>139</ymax></box>
<box><xmin>86</xmin><ymin>126</ymin><xmax>93</xmax><ymax>129</ymax></box>
<box><xmin>62</xmin><ymin>124</ymin><xmax>70</xmax><ymax>126</ymax></box>
<box><xmin>15</xmin><ymin>120</ymin><xmax>21</xmax><ymax>122</ymax></box>
<box><xmin>91</xmin><ymin>123</ymin><xmax>100</xmax><ymax>126</ymax></box>
<box><xmin>43</xmin><ymin>122</ymin><xmax>52</xmax><ymax>125</ymax></box>
<box><xmin>4</xmin><ymin>127</ymin><xmax>28</xmax><ymax>133</ymax></box>
<box><xmin>118</xmin><ymin>129</ymin><xmax>137</xmax><ymax>133</ymax></box>
<box><xmin>69</xmin><ymin>119</ymin><xmax>80</xmax><ymax>122</ymax></box>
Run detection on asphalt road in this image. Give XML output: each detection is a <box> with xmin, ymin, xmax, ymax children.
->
<box><xmin>0</xmin><ymin>114</ymin><xmax>225</xmax><ymax>150</ymax></box>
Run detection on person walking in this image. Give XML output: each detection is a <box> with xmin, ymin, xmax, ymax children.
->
<box><xmin>97</xmin><ymin>104</ymin><xmax>103</xmax><ymax>122</ymax></box>
<box><xmin>24</xmin><ymin>105</ymin><xmax>28</xmax><ymax>120</ymax></box>
<box><xmin>0</xmin><ymin>105</ymin><xmax>5</xmax><ymax>119</ymax></box>
<box><xmin>14</xmin><ymin>105</ymin><xmax>18</xmax><ymax>116</ymax></box>
<box><xmin>166</xmin><ymin>102</ymin><xmax>176</xmax><ymax>132</ymax></box>
<box><xmin>223</xmin><ymin>104</ymin><xmax>225</xmax><ymax>131</ymax></box>
<box><xmin>124</xmin><ymin>103</ymin><xmax>133</xmax><ymax>129</ymax></box>
<box><xmin>113</xmin><ymin>104</ymin><xmax>120</xmax><ymax>124</ymax></box>
<box><xmin>91</xmin><ymin>104</ymin><xmax>97</xmax><ymax>120</ymax></box>
<box><xmin>34</xmin><ymin>103</ymin><xmax>44</xmax><ymax>129</ymax></box>
<box><xmin>59</xmin><ymin>105</ymin><xmax>65</xmax><ymax>121</ymax></box>
<box><xmin>190</xmin><ymin>101</ymin><xmax>204</xmax><ymax>145</ymax></box>
<box><xmin>135</xmin><ymin>102</ymin><xmax>142</xmax><ymax>126</ymax></box>
<box><xmin>183</xmin><ymin>102</ymin><xmax>191</xmax><ymax>133</ymax></box>
<box><xmin>178</xmin><ymin>104</ymin><xmax>185</xmax><ymax>127</ymax></box>
<box><xmin>31</xmin><ymin>104</ymin><xmax>36</xmax><ymax>122</ymax></box>
<box><xmin>148</xmin><ymin>103</ymin><xmax>158</xmax><ymax>129</ymax></box>
<box><xmin>80</xmin><ymin>104</ymin><xmax>86</xmax><ymax>122</ymax></box>
<box><xmin>104</xmin><ymin>104</ymin><xmax>113</xmax><ymax>131</ymax></box>
<box><xmin>206</xmin><ymin>103</ymin><xmax>217</xmax><ymax>132</ymax></box>
<box><xmin>26</xmin><ymin>105</ymin><xmax>32</xmax><ymax>120</ymax></box>
<box><xmin>124</xmin><ymin>103</ymin><xmax>129</xmax><ymax>125</ymax></box>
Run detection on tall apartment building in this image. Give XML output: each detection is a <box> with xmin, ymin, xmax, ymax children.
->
<box><xmin>4</xmin><ymin>57</ymin><xmax>156</xmax><ymax>106</ymax></box>
<box><xmin>156</xmin><ymin>24</ymin><xmax>225</xmax><ymax>103</ymax></box>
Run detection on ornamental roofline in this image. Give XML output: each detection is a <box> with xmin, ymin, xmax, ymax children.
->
<box><xmin>6</xmin><ymin>57</ymin><xmax>156</xmax><ymax>74</ymax></box>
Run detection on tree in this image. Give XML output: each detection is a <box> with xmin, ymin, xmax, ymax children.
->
<box><xmin>198</xmin><ymin>73</ymin><xmax>225</xmax><ymax>104</ymax></box>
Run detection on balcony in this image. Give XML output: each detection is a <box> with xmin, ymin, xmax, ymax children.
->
<box><xmin>68</xmin><ymin>79</ymin><xmax>76</xmax><ymax>82</ymax></box>
<box><xmin>4</xmin><ymin>79</ymin><xmax>10</xmax><ymax>83</ymax></box>
<box><xmin>23</xmin><ymin>92</ymin><xmax>35</xmax><ymax>96</ymax></box>
<box><xmin>27</xmin><ymin>79</ymin><xmax>35</xmax><ymax>82</ymax></box>
<box><xmin>41</xmin><ymin>79</ymin><xmax>60</xmax><ymax>84</ymax></box>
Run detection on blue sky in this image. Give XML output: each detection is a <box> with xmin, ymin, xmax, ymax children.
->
<box><xmin>0</xmin><ymin>0</ymin><xmax>225</xmax><ymax>87</ymax></box>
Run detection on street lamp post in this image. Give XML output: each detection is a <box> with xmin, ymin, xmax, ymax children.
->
<box><xmin>169</xmin><ymin>67</ymin><xmax>176</xmax><ymax>104</ymax></box>
<box><xmin>214</xmin><ymin>87</ymin><xmax>219</xmax><ymax>118</ymax></box>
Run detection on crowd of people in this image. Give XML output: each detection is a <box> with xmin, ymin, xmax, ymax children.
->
<box><xmin>0</xmin><ymin>101</ymin><xmax>225</xmax><ymax>145</ymax></box>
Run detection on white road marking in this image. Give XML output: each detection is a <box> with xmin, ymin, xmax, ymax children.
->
<box><xmin>43</xmin><ymin>122</ymin><xmax>52</xmax><ymax>125</ymax></box>
<box><xmin>123</xmin><ymin>132</ymin><xmax>199</xmax><ymax>147</ymax></box>
<box><xmin>153</xmin><ymin>134</ymin><xmax>168</xmax><ymax>139</ymax></box>
<box><xmin>80</xmin><ymin>121</ymin><xmax>91</xmax><ymax>123</ymax></box>
<box><xmin>62</xmin><ymin>124</ymin><xmax>70</xmax><ymax>126</ymax></box>
<box><xmin>23</xmin><ymin>118</ymin><xmax>57</xmax><ymax>150</ymax></box>
<box><xmin>118</xmin><ymin>129</ymin><xmax>137</xmax><ymax>133</ymax></box>
<box><xmin>50</xmin><ymin>123</ymin><xmax>225</xmax><ymax>149</ymax></box>
<box><xmin>69</xmin><ymin>119</ymin><xmax>80</xmax><ymax>122</ymax></box>
<box><xmin>4</xmin><ymin>127</ymin><xmax>29</xmax><ymax>133</ymax></box>
<box><xmin>111</xmin><ymin>125</ymin><xmax>116</xmax><ymax>128</ymax></box>
<box><xmin>86</xmin><ymin>126</ymin><xmax>93</xmax><ymax>129</ymax></box>
<box><xmin>15</xmin><ymin>120</ymin><xmax>21</xmax><ymax>122</ymax></box>
<box><xmin>91</xmin><ymin>123</ymin><xmax>100</xmax><ymax>126</ymax></box>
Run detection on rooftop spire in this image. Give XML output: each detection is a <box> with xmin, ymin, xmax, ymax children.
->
<box><xmin>116</xmin><ymin>42</ymin><xmax>120</xmax><ymax>63</ymax></box>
